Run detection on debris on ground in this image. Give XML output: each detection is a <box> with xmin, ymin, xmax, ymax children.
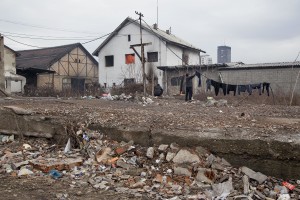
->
<box><xmin>1</xmin><ymin>128</ymin><xmax>299</xmax><ymax>200</ymax></box>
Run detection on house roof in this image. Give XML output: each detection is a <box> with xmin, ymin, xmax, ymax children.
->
<box><xmin>16</xmin><ymin>43</ymin><xmax>98</xmax><ymax>71</ymax></box>
<box><xmin>219</xmin><ymin>61</ymin><xmax>300</xmax><ymax>70</ymax></box>
<box><xmin>93</xmin><ymin>17</ymin><xmax>206</xmax><ymax>56</ymax></box>
<box><xmin>4</xmin><ymin>45</ymin><xmax>20</xmax><ymax>57</ymax></box>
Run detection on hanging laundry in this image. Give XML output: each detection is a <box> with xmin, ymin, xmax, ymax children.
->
<box><xmin>195</xmin><ymin>71</ymin><xmax>202</xmax><ymax>87</ymax></box>
<box><xmin>211</xmin><ymin>80</ymin><xmax>222</xmax><ymax>96</ymax></box>
<box><xmin>262</xmin><ymin>82</ymin><xmax>270</xmax><ymax>96</ymax></box>
<box><xmin>238</xmin><ymin>85</ymin><xmax>252</xmax><ymax>95</ymax></box>
<box><xmin>206</xmin><ymin>79</ymin><xmax>212</xmax><ymax>91</ymax></box>
<box><xmin>226</xmin><ymin>84</ymin><xmax>237</xmax><ymax>96</ymax></box>
<box><xmin>220</xmin><ymin>83</ymin><xmax>227</xmax><ymax>96</ymax></box>
<box><xmin>251</xmin><ymin>83</ymin><xmax>262</xmax><ymax>95</ymax></box>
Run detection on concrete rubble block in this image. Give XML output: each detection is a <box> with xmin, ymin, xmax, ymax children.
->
<box><xmin>195</xmin><ymin>146</ymin><xmax>209</xmax><ymax>157</ymax></box>
<box><xmin>170</xmin><ymin>143</ymin><xmax>180</xmax><ymax>151</ymax></box>
<box><xmin>95</xmin><ymin>147</ymin><xmax>112</xmax><ymax>163</ymax></box>
<box><xmin>4</xmin><ymin>106</ymin><xmax>33</xmax><ymax>115</ymax></box>
<box><xmin>173</xmin><ymin>149</ymin><xmax>200</xmax><ymax>164</ymax></box>
<box><xmin>158</xmin><ymin>144</ymin><xmax>169</xmax><ymax>152</ymax></box>
<box><xmin>29</xmin><ymin>157</ymin><xmax>83</xmax><ymax>173</ymax></box>
<box><xmin>173</xmin><ymin>166</ymin><xmax>192</xmax><ymax>177</ymax></box>
<box><xmin>211</xmin><ymin>161</ymin><xmax>225</xmax><ymax>171</ymax></box>
<box><xmin>241</xmin><ymin>166</ymin><xmax>268</xmax><ymax>184</ymax></box>
<box><xmin>242</xmin><ymin>175</ymin><xmax>250</xmax><ymax>195</ymax></box>
<box><xmin>212</xmin><ymin>177</ymin><xmax>233</xmax><ymax>198</ymax></box>
<box><xmin>166</xmin><ymin>152</ymin><xmax>176</xmax><ymax>162</ymax></box>
<box><xmin>146</xmin><ymin>147</ymin><xmax>154</xmax><ymax>159</ymax></box>
<box><xmin>196</xmin><ymin>168</ymin><xmax>216</xmax><ymax>184</ymax></box>
<box><xmin>116</xmin><ymin>159</ymin><xmax>132</xmax><ymax>170</ymax></box>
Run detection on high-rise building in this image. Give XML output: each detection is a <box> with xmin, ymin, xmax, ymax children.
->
<box><xmin>217</xmin><ymin>45</ymin><xmax>231</xmax><ymax>63</ymax></box>
<box><xmin>200</xmin><ymin>55</ymin><xmax>213</xmax><ymax>65</ymax></box>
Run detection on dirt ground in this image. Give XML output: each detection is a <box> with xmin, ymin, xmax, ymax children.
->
<box><xmin>0</xmin><ymin>95</ymin><xmax>300</xmax><ymax>199</ymax></box>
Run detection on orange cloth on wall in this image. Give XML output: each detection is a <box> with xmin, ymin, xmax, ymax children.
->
<box><xmin>125</xmin><ymin>54</ymin><xmax>135</xmax><ymax>64</ymax></box>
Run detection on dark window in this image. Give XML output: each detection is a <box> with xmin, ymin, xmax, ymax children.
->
<box><xmin>105</xmin><ymin>55</ymin><xmax>114</xmax><ymax>67</ymax></box>
<box><xmin>171</xmin><ymin>77</ymin><xmax>182</xmax><ymax>86</ymax></box>
<box><xmin>128</xmin><ymin>35</ymin><xmax>131</xmax><ymax>42</ymax></box>
<box><xmin>147</xmin><ymin>52</ymin><xmax>158</xmax><ymax>62</ymax></box>
<box><xmin>124</xmin><ymin>78</ymin><xmax>135</xmax><ymax>86</ymax></box>
<box><xmin>125</xmin><ymin>54</ymin><xmax>135</xmax><ymax>64</ymax></box>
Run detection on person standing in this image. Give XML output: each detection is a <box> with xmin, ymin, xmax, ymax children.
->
<box><xmin>181</xmin><ymin>73</ymin><xmax>196</xmax><ymax>101</ymax></box>
<box><xmin>154</xmin><ymin>83</ymin><xmax>163</xmax><ymax>97</ymax></box>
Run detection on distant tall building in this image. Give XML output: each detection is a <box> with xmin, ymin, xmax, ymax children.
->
<box><xmin>217</xmin><ymin>45</ymin><xmax>231</xmax><ymax>63</ymax></box>
<box><xmin>200</xmin><ymin>55</ymin><xmax>213</xmax><ymax>65</ymax></box>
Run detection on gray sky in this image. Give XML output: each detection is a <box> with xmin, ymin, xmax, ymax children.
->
<box><xmin>1</xmin><ymin>0</ymin><xmax>300</xmax><ymax>64</ymax></box>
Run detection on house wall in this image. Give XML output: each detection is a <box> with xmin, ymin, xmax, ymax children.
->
<box><xmin>4</xmin><ymin>47</ymin><xmax>26</xmax><ymax>93</ymax></box>
<box><xmin>219</xmin><ymin>68</ymin><xmax>300</xmax><ymax>95</ymax></box>
<box><xmin>4</xmin><ymin>47</ymin><xmax>16</xmax><ymax>73</ymax></box>
<box><xmin>97</xmin><ymin>22</ymin><xmax>200</xmax><ymax>88</ymax></box>
<box><xmin>37</xmin><ymin>47</ymin><xmax>98</xmax><ymax>92</ymax></box>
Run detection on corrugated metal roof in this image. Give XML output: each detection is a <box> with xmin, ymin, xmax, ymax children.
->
<box><xmin>93</xmin><ymin>17</ymin><xmax>205</xmax><ymax>56</ymax></box>
<box><xmin>219</xmin><ymin>61</ymin><xmax>300</xmax><ymax>70</ymax></box>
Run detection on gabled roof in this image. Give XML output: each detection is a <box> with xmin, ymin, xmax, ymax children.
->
<box><xmin>4</xmin><ymin>45</ymin><xmax>20</xmax><ymax>57</ymax></box>
<box><xmin>16</xmin><ymin>43</ymin><xmax>98</xmax><ymax>70</ymax></box>
<box><xmin>93</xmin><ymin>17</ymin><xmax>205</xmax><ymax>56</ymax></box>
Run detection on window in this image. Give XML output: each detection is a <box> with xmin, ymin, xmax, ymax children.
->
<box><xmin>125</xmin><ymin>54</ymin><xmax>135</xmax><ymax>64</ymax></box>
<box><xmin>171</xmin><ymin>77</ymin><xmax>182</xmax><ymax>86</ymax></box>
<box><xmin>105</xmin><ymin>55</ymin><xmax>114</xmax><ymax>67</ymax></box>
<box><xmin>147</xmin><ymin>52</ymin><xmax>158</xmax><ymax>62</ymax></box>
<box><xmin>74</xmin><ymin>58</ymin><xmax>81</xmax><ymax>63</ymax></box>
<box><xmin>128</xmin><ymin>35</ymin><xmax>131</xmax><ymax>42</ymax></box>
<box><xmin>124</xmin><ymin>78</ymin><xmax>135</xmax><ymax>86</ymax></box>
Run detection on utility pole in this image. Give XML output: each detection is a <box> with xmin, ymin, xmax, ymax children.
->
<box><xmin>135</xmin><ymin>11</ymin><xmax>146</xmax><ymax>96</ymax></box>
<box><xmin>0</xmin><ymin>34</ymin><xmax>5</xmax><ymax>91</ymax></box>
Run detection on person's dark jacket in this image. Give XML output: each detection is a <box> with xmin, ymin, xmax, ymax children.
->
<box><xmin>154</xmin><ymin>84</ymin><xmax>163</xmax><ymax>96</ymax></box>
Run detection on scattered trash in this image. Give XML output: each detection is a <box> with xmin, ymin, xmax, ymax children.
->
<box><xmin>0</xmin><ymin>126</ymin><xmax>299</xmax><ymax>199</ymax></box>
<box><xmin>49</xmin><ymin>169</ymin><xmax>63</xmax><ymax>179</ymax></box>
<box><xmin>64</xmin><ymin>138</ymin><xmax>71</xmax><ymax>154</ymax></box>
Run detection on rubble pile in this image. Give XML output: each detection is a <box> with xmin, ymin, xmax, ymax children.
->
<box><xmin>1</xmin><ymin>129</ymin><xmax>299</xmax><ymax>200</ymax></box>
<box><xmin>100</xmin><ymin>93</ymin><xmax>154</xmax><ymax>105</ymax></box>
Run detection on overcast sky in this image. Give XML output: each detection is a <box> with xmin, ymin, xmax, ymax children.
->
<box><xmin>1</xmin><ymin>0</ymin><xmax>300</xmax><ymax>64</ymax></box>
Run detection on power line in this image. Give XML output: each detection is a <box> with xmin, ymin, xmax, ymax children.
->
<box><xmin>3</xmin><ymin>34</ymin><xmax>95</xmax><ymax>41</ymax></box>
<box><xmin>4</xmin><ymin>35</ymin><xmax>44</xmax><ymax>48</ymax></box>
<box><xmin>0</xmin><ymin>18</ymin><xmax>100</xmax><ymax>35</ymax></box>
<box><xmin>0</xmin><ymin>30</ymin><xmax>96</xmax><ymax>39</ymax></box>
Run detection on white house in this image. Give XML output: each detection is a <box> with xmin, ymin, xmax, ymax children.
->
<box><xmin>93</xmin><ymin>17</ymin><xmax>205</xmax><ymax>89</ymax></box>
<box><xmin>4</xmin><ymin>45</ymin><xmax>26</xmax><ymax>94</ymax></box>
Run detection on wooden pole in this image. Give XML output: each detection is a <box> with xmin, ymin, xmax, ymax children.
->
<box><xmin>135</xmin><ymin>11</ymin><xmax>146</xmax><ymax>96</ymax></box>
<box><xmin>0</xmin><ymin>34</ymin><xmax>5</xmax><ymax>91</ymax></box>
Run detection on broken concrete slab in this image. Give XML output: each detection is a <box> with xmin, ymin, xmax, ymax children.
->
<box><xmin>173</xmin><ymin>166</ymin><xmax>192</xmax><ymax>177</ymax></box>
<box><xmin>4</xmin><ymin>106</ymin><xmax>33</xmax><ymax>115</ymax></box>
<box><xmin>29</xmin><ymin>157</ymin><xmax>83</xmax><ymax>173</ymax></box>
<box><xmin>172</xmin><ymin>149</ymin><xmax>200</xmax><ymax>164</ymax></box>
<box><xmin>241</xmin><ymin>166</ymin><xmax>268</xmax><ymax>184</ymax></box>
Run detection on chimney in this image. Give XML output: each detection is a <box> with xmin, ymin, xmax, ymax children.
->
<box><xmin>166</xmin><ymin>30</ymin><xmax>170</xmax><ymax>34</ymax></box>
<box><xmin>153</xmin><ymin>23</ymin><xmax>158</xmax><ymax>30</ymax></box>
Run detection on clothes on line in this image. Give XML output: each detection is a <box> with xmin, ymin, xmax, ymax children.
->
<box><xmin>206</xmin><ymin>79</ymin><xmax>270</xmax><ymax>96</ymax></box>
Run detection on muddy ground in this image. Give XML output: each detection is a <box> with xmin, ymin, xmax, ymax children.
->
<box><xmin>0</xmin><ymin>96</ymin><xmax>299</xmax><ymax>199</ymax></box>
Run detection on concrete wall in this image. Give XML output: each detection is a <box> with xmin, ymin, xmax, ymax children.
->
<box><xmin>219</xmin><ymin>68</ymin><xmax>300</xmax><ymax>95</ymax></box>
<box><xmin>164</xmin><ymin>67</ymin><xmax>220</xmax><ymax>95</ymax></box>
<box><xmin>97</xmin><ymin>22</ymin><xmax>200</xmax><ymax>88</ymax></box>
<box><xmin>37</xmin><ymin>47</ymin><xmax>98</xmax><ymax>91</ymax></box>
